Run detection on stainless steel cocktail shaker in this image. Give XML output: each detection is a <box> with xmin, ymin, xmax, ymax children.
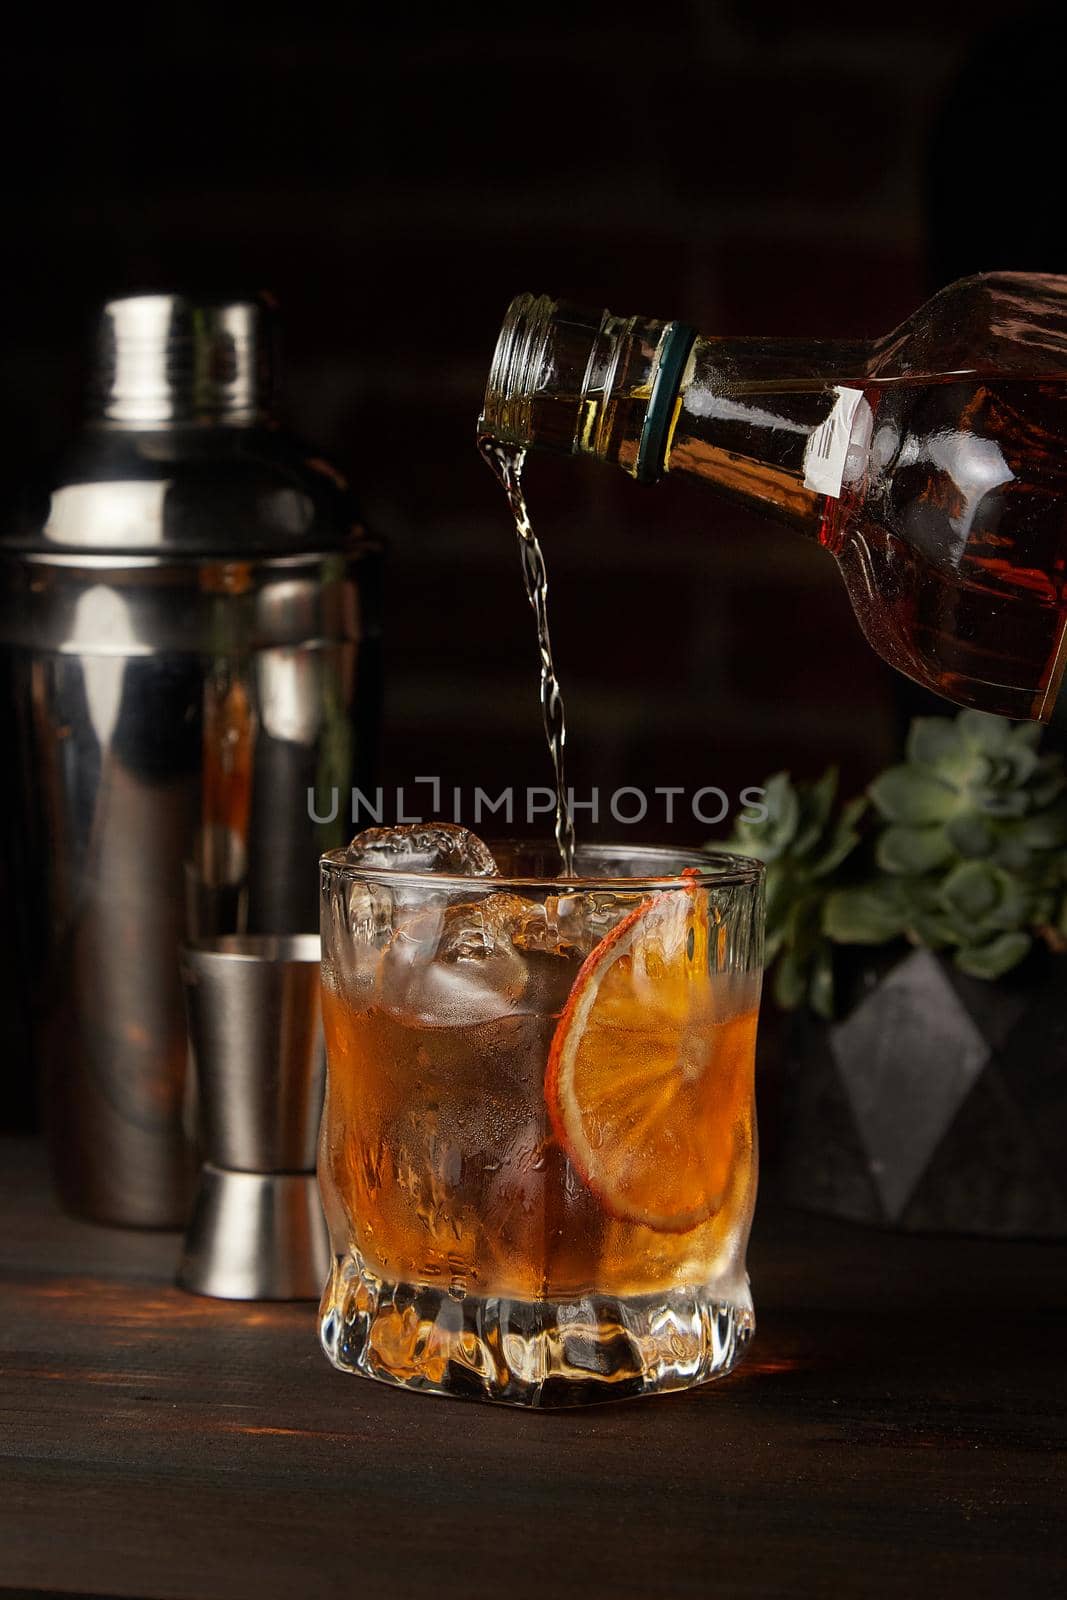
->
<box><xmin>0</xmin><ymin>294</ymin><xmax>380</xmax><ymax>1226</ymax></box>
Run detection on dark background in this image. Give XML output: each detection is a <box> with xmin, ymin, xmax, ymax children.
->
<box><xmin>1</xmin><ymin>4</ymin><xmax>1064</xmax><ymax>1129</ymax></box>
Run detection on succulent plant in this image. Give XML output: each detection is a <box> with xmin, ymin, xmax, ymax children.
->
<box><xmin>720</xmin><ymin>709</ymin><xmax>1067</xmax><ymax>1016</ymax></box>
<box><xmin>825</xmin><ymin>711</ymin><xmax>1067</xmax><ymax>980</ymax></box>
<box><xmin>725</xmin><ymin>768</ymin><xmax>865</xmax><ymax>1018</ymax></box>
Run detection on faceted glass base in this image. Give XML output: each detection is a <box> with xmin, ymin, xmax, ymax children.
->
<box><xmin>320</xmin><ymin>1251</ymin><xmax>755</xmax><ymax>1408</ymax></box>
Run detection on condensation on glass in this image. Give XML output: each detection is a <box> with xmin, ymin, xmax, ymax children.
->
<box><xmin>318</xmin><ymin>841</ymin><xmax>764</xmax><ymax>1408</ymax></box>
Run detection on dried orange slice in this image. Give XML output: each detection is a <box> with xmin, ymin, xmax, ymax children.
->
<box><xmin>545</xmin><ymin>883</ymin><xmax>756</xmax><ymax>1232</ymax></box>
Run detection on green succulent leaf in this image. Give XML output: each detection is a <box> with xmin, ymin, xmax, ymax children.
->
<box><xmin>810</xmin><ymin>795</ymin><xmax>867</xmax><ymax>878</ymax></box>
<box><xmin>945</xmin><ymin>809</ymin><xmax>996</xmax><ymax>858</ymax></box>
<box><xmin>1012</xmin><ymin>722</ymin><xmax>1044</xmax><ymax>751</ymax></box>
<box><xmin>876</xmin><ymin>824</ymin><xmax>955</xmax><ymax>875</ymax></box>
<box><xmin>762</xmin><ymin>861</ymin><xmax>795</xmax><ymax>941</ymax></box>
<box><xmin>990</xmin><ymin>834</ymin><xmax>1033</xmax><ymax>873</ymax></box>
<box><xmin>773</xmin><ymin>945</ymin><xmax>809</xmax><ymax>1010</ymax></box>
<box><xmin>938</xmin><ymin>862</ymin><xmax>1032</xmax><ymax>934</ymax></box>
<box><xmin>906</xmin><ymin>716</ymin><xmax>969</xmax><ymax>774</ymax></box>
<box><xmin>957</xmin><ymin>709</ymin><xmax>1015</xmax><ymax>753</ymax></box>
<box><xmin>905</xmin><ymin>908</ymin><xmax>964</xmax><ymax>948</ymax></box>
<box><xmin>985</xmin><ymin>876</ymin><xmax>1033</xmax><ymax>932</ymax></box>
<box><xmin>939</xmin><ymin>860</ymin><xmax>1002</xmax><ymax>920</ymax></box>
<box><xmin>954</xmin><ymin>931</ymin><xmax>1032</xmax><ymax>980</ymax></box>
<box><xmin>1015</xmin><ymin>801</ymin><xmax>1067</xmax><ymax>850</ymax></box>
<box><xmin>791</xmin><ymin>766</ymin><xmax>838</xmax><ymax>857</ymax></box>
<box><xmin>869</xmin><ymin>766</ymin><xmax>957</xmax><ymax>824</ymax></box>
<box><xmin>808</xmin><ymin>943</ymin><xmax>835</xmax><ymax>1020</ymax></box>
<box><xmin>1028</xmin><ymin>756</ymin><xmax>1067</xmax><ymax>808</ymax></box>
<box><xmin>732</xmin><ymin>770</ymin><xmax>799</xmax><ymax>862</ymax></box>
<box><xmin>972</xmin><ymin>787</ymin><xmax>1029</xmax><ymax>819</ymax></box>
<box><xmin>785</xmin><ymin>889</ymin><xmax>823</xmax><ymax>950</ymax></box>
<box><xmin>997</xmin><ymin>743</ymin><xmax>1040</xmax><ymax>787</ymax></box>
<box><xmin>824</xmin><ymin>882</ymin><xmax>908</xmax><ymax>944</ymax></box>
<box><xmin>725</xmin><ymin>706</ymin><xmax>1066</xmax><ymax>1019</ymax></box>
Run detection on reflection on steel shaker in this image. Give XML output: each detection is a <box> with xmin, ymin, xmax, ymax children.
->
<box><xmin>0</xmin><ymin>294</ymin><xmax>381</xmax><ymax>1225</ymax></box>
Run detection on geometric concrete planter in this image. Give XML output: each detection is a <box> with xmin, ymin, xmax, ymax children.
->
<box><xmin>781</xmin><ymin>946</ymin><xmax>1067</xmax><ymax>1237</ymax></box>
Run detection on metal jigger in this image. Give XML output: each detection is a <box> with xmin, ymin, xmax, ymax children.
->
<box><xmin>177</xmin><ymin>934</ymin><xmax>330</xmax><ymax>1300</ymax></box>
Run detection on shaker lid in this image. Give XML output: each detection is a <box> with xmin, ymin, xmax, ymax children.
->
<box><xmin>0</xmin><ymin>291</ymin><xmax>375</xmax><ymax>560</ymax></box>
<box><xmin>90</xmin><ymin>292</ymin><xmax>274</xmax><ymax>424</ymax></box>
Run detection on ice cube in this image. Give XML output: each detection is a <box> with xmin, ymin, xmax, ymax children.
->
<box><xmin>446</xmin><ymin>893</ymin><xmax>559</xmax><ymax>958</ymax></box>
<box><xmin>377</xmin><ymin>891</ymin><xmax>583</xmax><ymax>1029</ymax></box>
<box><xmin>347</xmin><ymin>822</ymin><xmax>498</xmax><ymax>876</ymax></box>
<box><xmin>378</xmin><ymin>895</ymin><xmax>531</xmax><ymax>1027</ymax></box>
<box><xmin>505</xmin><ymin>895</ymin><xmax>573</xmax><ymax>957</ymax></box>
<box><xmin>546</xmin><ymin>889</ymin><xmax>645</xmax><ymax>957</ymax></box>
<box><xmin>321</xmin><ymin>875</ymin><xmax>395</xmax><ymax>1006</ymax></box>
<box><xmin>482</xmin><ymin>890</ymin><xmax>634</xmax><ymax>960</ymax></box>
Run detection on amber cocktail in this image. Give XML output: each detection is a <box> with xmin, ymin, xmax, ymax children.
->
<box><xmin>318</xmin><ymin>827</ymin><xmax>763</xmax><ymax>1407</ymax></box>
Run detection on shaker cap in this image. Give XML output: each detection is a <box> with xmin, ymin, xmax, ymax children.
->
<box><xmin>0</xmin><ymin>289</ymin><xmax>376</xmax><ymax>562</ymax></box>
<box><xmin>90</xmin><ymin>293</ymin><xmax>274</xmax><ymax>424</ymax></box>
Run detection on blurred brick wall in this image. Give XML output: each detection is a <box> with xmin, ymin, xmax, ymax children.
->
<box><xmin>0</xmin><ymin>3</ymin><xmax>1016</xmax><ymax>850</ymax></box>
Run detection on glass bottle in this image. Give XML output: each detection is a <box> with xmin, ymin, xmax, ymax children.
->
<box><xmin>479</xmin><ymin>273</ymin><xmax>1067</xmax><ymax>722</ymax></box>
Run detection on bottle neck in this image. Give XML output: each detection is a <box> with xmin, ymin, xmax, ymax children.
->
<box><xmin>89</xmin><ymin>294</ymin><xmax>275</xmax><ymax>428</ymax></box>
<box><xmin>479</xmin><ymin>295</ymin><xmax>679</xmax><ymax>477</ymax></box>
<box><xmin>480</xmin><ymin>295</ymin><xmax>874</xmax><ymax>531</ymax></box>
<box><xmin>670</xmin><ymin>335</ymin><xmax>874</xmax><ymax>529</ymax></box>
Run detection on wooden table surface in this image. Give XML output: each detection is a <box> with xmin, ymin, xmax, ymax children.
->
<box><xmin>1</xmin><ymin>1137</ymin><xmax>1064</xmax><ymax>1600</ymax></box>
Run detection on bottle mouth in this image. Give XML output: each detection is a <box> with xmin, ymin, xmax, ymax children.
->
<box><xmin>478</xmin><ymin>292</ymin><xmax>555</xmax><ymax>446</ymax></box>
<box><xmin>478</xmin><ymin>293</ymin><xmax>615</xmax><ymax>455</ymax></box>
<box><xmin>90</xmin><ymin>293</ymin><xmax>275</xmax><ymax>426</ymax></box>
<box><xmin>478</xmin><ymin>292</ymin><xmax>694</xmax><ymax>479</ymax></box>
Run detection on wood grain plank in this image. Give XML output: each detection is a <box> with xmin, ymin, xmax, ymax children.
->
<box><xmin>1</xmin><ymin>1141</ymin><xmax>1065</xmax><ymax>1599</ymax></box>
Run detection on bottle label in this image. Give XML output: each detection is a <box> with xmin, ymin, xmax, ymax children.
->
<box><xmin>804</xmin><ymin>386</ymin><xmax>866</xmax><ymax>498</ymax></box>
